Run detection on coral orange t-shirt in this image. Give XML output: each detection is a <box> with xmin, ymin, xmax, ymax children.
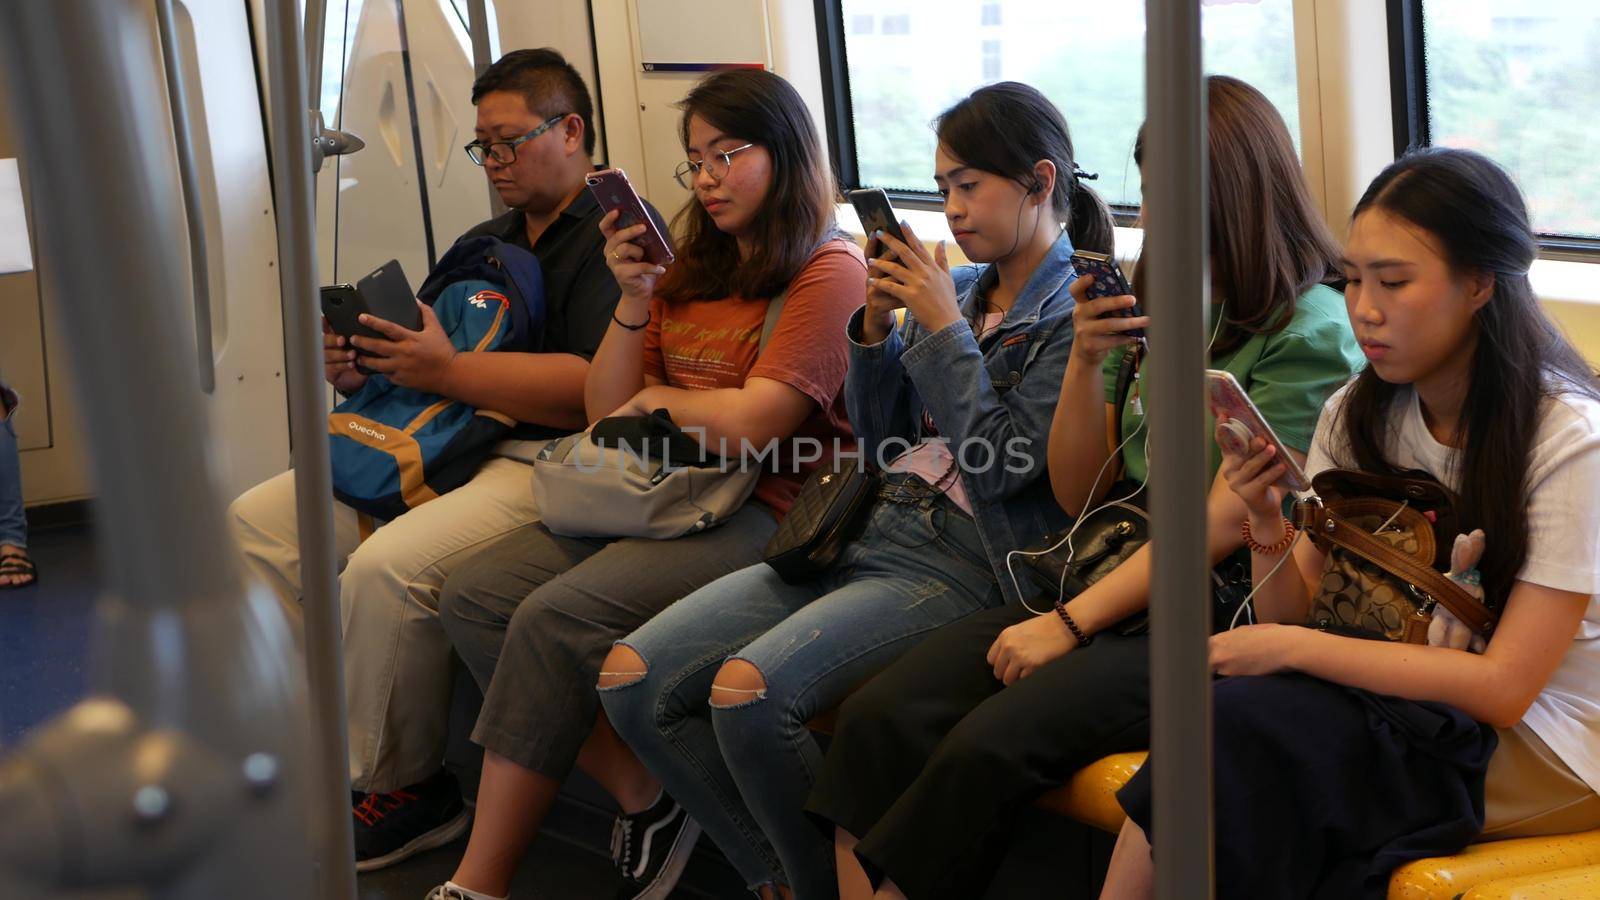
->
<box><xmin>642</xmin><ymin>238</ymin><xmax>865</xmax><ymax>518</ymax></box>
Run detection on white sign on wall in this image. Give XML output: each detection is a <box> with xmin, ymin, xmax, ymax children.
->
<box><xmin>635</xmin><ymin>0</ymin><xmax>768</xmax><ymax>71</ymax></box>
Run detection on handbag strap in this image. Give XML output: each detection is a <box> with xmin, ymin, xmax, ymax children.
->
<box><xmin>1111</xmin><ymin>341</ymin><xmax>1143</xmax><ymax>447</ymax></box>
<box><xmin>759</xmin><ymin>288</ymin><xmax>787</xmax><ymax>354</ymax></box>
<box><xmin>1295</xmin><ymin>500</ymin><xmax>1498</xmax><ymax>636</ymax></box>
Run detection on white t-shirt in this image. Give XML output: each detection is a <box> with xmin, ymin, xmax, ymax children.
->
<box><xmin>1306</xmin><ymin>382</ymin><xmax>1600</xmax><ymax>794</ymax></box>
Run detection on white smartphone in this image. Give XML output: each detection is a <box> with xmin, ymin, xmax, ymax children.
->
<box><xmin>1204</xmin><ymin>369</ymin><xmax>1311</xmax><ymax>492</ymax></box>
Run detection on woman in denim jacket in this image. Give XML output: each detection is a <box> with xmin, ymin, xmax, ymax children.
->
<box><xmin>598</xmin><ymin>82</ymin><xmax>1113</xmax><ymax>900</ymax></box>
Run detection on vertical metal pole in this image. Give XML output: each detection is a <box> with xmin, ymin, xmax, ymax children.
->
<box><xmin>262</xmin><ymin>2</ymin><xmax>360</xmax><ymax>899</ymax></box>
<box><xmin>465</xmin><ymin>0</ymin><xmax>494</xmax><ymax>76</ymax></box>
<box><xmin>0</xmin><ymin>1</ymin><xmax>312</xmax><ymax>896</ymax></box>
<box><xmin>465</xmin><ymin>0</ymin><xmax>507</xmax><ymax>217</ymax></box>
<box><xmin>305</xmin><ymin>0</ymin><xmax>329</xmax><ymax>114</ymax></box>
<box><xmin>153</xmin><ymin>0</ymin><xmax>218</xmax><ymax>396</ymax></box>
<box><xmin>1145</xmin><ymin>1</ymin><xmax>1214</xmax><ymax>898</ymax></box>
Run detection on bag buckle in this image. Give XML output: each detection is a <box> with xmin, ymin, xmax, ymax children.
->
<box><xmin>1408</xmin><ymin>584</ymin><xmax>1438</xmax><ymax>615</ymax></box>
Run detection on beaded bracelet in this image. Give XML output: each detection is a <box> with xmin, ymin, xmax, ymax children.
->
<box><xmin>1053</xmin><ymin>599</ymin><xmax>1093</xmax><ymax>648</ymax></box>
<box><xmin>1241</xmin><ymin>515</ymin><xmax>1297</xmax><ymax>555</ymax></box>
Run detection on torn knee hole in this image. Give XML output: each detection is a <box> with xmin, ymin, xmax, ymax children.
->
<box><xmin>597</xmin><ymin>644</ymin><xmax>649</xmax><ymax>689</ymax></box>
<box><xmin>710</xmin><ymin>659</ymin><xmax>768</xmax><ymax>707</ymax></box>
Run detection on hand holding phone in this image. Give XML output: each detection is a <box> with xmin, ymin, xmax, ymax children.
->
<box><xmin>1070</xmin><ymin>250</ymin><xmax>1145</xmax><ymax>340</ymax></box>
<box><xmin>322</xmin><ymin>318</ymin><xmax>369</xmax><ymax>392</ymax></box>
<box><xmin>1205</xmin><ymin>369</ymin><xmax>1311</xmax><ymax>493</ymax></box>
<box><xmin>847</xmin><ymin>188</ymin><xmax>908</xmax><ymax>259</ymax></box>
<box><xmin>588</xmin><ymin>168</ymin><xmax>674</xmax><ymax>266</ymax></box>
<box><xmin>321</xmin><ymin>260</ymin><xmax>423</xmax><ymax>375</ymax></box>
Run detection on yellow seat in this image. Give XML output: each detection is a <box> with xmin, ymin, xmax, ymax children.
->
<box><xmin>1033</xmin><ymin>751</ymin><xmax>1146</xmax><ymax>833</ymax></box>
<box><xmin>1461</xmin><ymin>863</ymin><xmax>1600</xmax><ymax>899</ymax></box>
<box><xmin>1389</xmin><ymin>831</ymin><xmax>1600</xmax><ymax>899</ymax></box>
<box><xmin>1038</xmin><ymin>752</ymin><xmax>1600</xmax><ymax>900</ymax></box>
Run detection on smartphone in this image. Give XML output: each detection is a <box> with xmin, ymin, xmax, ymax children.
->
<box><xmin>586</xmin><ymin>168</ymin><xmax>675</xmax><ymax>266</ymax></box>
<box><xmin>356</xmin><ymin>260</ymin><xmax>423</xmax><ymax>331</ymax></box>
<box><xmin>1204</xmin><ymin>369</ymin><xmax>1311</xmax><ymax>492</ymax></box>
<box><xmin>1071</xmin><ymin>250</ymin><xmax>1145</xmax><ymax>340</ymax></box>
<box><xmin>846</xmin><ymin>188</ymin><xmax>908</xmax><ymax>256</ymax></box>
<box><xmin>320</xmin><ymin>260</ymin><xmax>422</xmax><ymax>375</ymax></box>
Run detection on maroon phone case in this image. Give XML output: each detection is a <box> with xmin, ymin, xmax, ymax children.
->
<box><xmin>586</xmin><ymin>168</ymin><xmax>674</xmax><ymax>266</ymax></box>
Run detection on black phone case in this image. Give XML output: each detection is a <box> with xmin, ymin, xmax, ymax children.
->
<box><xmin>320</xmin><ymin>285</ymin><xmax>382</xmax><ymax>375</ymax></box>
<box><xmin>355</xmin><ymin>260</ymin><xmax>422</xmax><ymax>331</ymax></box>
<box><xmin>1072</xmin><ymin>251</ymin><xmax>1145</xmax><ymax>339</ymax></box>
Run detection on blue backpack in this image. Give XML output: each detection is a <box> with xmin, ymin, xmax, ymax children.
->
<box><xmin>328</xmin><ymin>238</ymin><xmax>545</xmax><ymax>520</ymax></box>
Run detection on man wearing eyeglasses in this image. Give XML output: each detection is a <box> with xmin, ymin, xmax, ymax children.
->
<box><xmin>228</xmin><ymin>47</ymin><xmax>668</xmax><ymax>875</ymax></box>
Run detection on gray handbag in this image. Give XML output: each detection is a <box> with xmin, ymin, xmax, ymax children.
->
<box><xmin>531</xmin><ymin>292</ymin><xmax>786</xmax><ymax>540</ymax></box>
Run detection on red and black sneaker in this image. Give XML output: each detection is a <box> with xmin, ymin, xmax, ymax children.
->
<box><xmin>352</xmin><ymin>769</ymin><xmax>470</xmax><ymax>872</ymax></box>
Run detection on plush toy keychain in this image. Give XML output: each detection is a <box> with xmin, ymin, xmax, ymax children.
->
<box><xmin>1429</xmin><ymin>528</ymin><xmax>1489</xmax><ymax>653</ymax></box>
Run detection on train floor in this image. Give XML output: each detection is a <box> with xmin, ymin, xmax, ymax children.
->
<box><xmin>1</xmin><ymin>518</ymin><xmax>1102</xmax><ymax>899</ymax></box>
<box><xmin>0</xmin><ymin>518</ymin><xmax>745</xmax><ymax>899</ymax></box>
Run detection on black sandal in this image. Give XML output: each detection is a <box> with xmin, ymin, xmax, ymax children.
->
<box><xmin>0</xmin><ymin>550</ymin><xmax>37</xmax><ymax>589</ymax></box>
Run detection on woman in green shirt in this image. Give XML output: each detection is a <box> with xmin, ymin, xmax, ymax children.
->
<box><xmin>804</xmin><ymin>75</ymin><xmax>1364</xmax><ymax>900</ymax></box>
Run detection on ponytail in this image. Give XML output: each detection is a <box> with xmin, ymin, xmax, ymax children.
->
<box><xmin>1066</xmin><ymin>176</ymin><xmax>1115</xmax><ymax>255</ymax></box>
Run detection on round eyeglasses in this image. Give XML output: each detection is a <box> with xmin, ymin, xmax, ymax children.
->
<box><xmin>464</xmin><ymin>114</ymin><xmax>570</xmax><ymax>166</ymax></box>
<box><xmin>673</xmin><ymin>143</ymin><xmax>756</xmax><ymax>189</ymax></box>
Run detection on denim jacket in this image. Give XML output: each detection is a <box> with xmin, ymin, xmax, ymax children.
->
<box><xmin>845</xmin><ymin>231</ymin><xmax>1078</xmax><ymax>604</ymax></box>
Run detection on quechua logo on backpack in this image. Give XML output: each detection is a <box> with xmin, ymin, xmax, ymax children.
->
<box><xmin>469</xmin><ymin>289</ymin><xmax>509</xmax><ymax>311</ymax></box>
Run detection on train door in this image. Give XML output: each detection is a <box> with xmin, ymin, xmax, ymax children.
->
<box><xmin>309</xmin><ymin>0</ymin><xmax>494</xmax><ymax>289</ymax></box>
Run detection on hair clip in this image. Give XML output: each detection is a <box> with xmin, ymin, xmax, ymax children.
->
<box><xmin>1072</xmin><ymin>167</ymin><xmax>1100</xmax><ymax>182</ymax></box>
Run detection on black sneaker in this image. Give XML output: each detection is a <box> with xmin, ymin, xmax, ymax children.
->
<box><xmin>352</xmin><ymin>769</ymin><xmax>470</xmax><ymax>872</ymax></box>
<box><xmin>610</xmin><ymin>793</ymin><xmax>702</xmax><ymax>900</ymax></box>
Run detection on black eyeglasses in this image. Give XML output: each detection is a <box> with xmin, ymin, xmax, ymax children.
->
<box><xmin>464</xmin><ymin>114</ymin><xmax>570</xmax><ymax>166</ymax></box>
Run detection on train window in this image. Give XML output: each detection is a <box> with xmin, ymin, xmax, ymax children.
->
<box><xmin>823</xmin><ymin>0</ymin><xmax>1300</xmax><ymax>209</ymax></box>
<box><xmin>317</xmin><ymin>0</ymin><xmax>365</xmax><ymax>121</ymax></box>
<box><xmin>1400</xmin><ymin>0</ymin><xmax>1600</xmax><ymax>244</ymax></box>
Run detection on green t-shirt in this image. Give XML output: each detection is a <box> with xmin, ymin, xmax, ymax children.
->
<box><xmin>1102</xmin><ymin>283</ymin><xmax>1364</xmax><ymax>484</ymax></box>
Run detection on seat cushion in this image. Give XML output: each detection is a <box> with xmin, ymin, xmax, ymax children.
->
<box><xmin>1388</xmin><ymin>830</ymin><xmax>1600</xmax><ymax>899</ymax></box>
<box><xmin>1462</xmin><ymin>862</ymin><xmax>1600</xmax><ymax>899</ymax></box>
<box><xmin>1033</xmin><ymin>751</ymin><xmax>1147</xmax><ymax>834</ymax></box>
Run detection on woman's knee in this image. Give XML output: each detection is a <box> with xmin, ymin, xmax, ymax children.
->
<box><xmin>598</xmin><ymin>643</ymin><xmax>650</xmax><ymax>690</ymax></box>
<box><xmin>709</xmin><ymin>658</ymin><xmax>810</xmax><ymax>760</ymax></box>
<box><xmin>597</xmin><ymin>640</ymin><xmax>677</xmax><ymax>742</ymax></box>
<box><xmin>710</xmin><ymin>658</ymin><xmax>769</xmax><ymax>709</ymax></box>
<box><xmin>438</xmin><ymin>564</ymin><xmax>520</xmax><ymax>645</ymax></box>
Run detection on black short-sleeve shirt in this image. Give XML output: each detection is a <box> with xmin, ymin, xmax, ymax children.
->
<box><xmin>454</xmin><ymin>179</ymin><xmax>670</xmax><ymax>437</ymax></box>
<box><xmin>456</xmin><ymin>185</ymin><xmax>669</xmax><ymax>362</ymax></box>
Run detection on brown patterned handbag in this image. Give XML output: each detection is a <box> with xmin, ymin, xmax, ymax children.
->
<box><xmin>1292</xmin><ymin>469</ymin><xmax>1499</xmax><ymax>643</ymax></box>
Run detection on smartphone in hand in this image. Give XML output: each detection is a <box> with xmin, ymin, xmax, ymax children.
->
<box><xmin>587</xmin><ymin>168</ymin><xmax>675</xmax><ymax>266</ymax></box>
<box><xmin>1205</xmin><ymin>369</ymin><xmax>1311</xmax><ymax>492</ymax></box>
<box><xmin>847</xmin><ymin>188</ymin><xmax>908</xmax><ymax>257</ymax></box>
<box><xmin>320</xmin><ymin>259</ymin><xmax>422</xmax><ymax>375</ymax></box>
<box><xmin>1071</xmin><ymin>250</ymin><xmax>1145</xmax><ymax>341</ymax></box>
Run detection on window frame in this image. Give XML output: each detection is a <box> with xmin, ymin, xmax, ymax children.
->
<box><xmin>810</xmin><ymin>0</ymin><xmax>1256</xmax><ymax>226</ymax></box>
<box><xmin>1386</xmin><ymin>0</ymin><xmax>1600</xmax><ymax>258</ymax></box>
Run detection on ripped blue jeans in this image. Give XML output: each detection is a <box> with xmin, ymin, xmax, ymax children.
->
<box><xmin>599</xmin><ymin>479</ymin><xmax>1003</xmax><ymax>897</ymax></box>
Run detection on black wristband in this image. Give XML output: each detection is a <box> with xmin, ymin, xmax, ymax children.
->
<box><xmin>612</xmin><ymin>309</ymin><xmax>649</xmax><ymax>331</ymax></box>
<box><xmin>1053</xmin><ymin>599</ymin><xmax>1093</xmax><ymax>648</ymax></box>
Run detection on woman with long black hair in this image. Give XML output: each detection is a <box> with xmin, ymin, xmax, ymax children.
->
<box><xmin>1107</xmin><ymin>147</ymin><xmax>1600</xmax><ymax>899</ymax></box>
<box><xmin>599</xmin><ymin>81</ymin><xmax>1114</xmax><ymax>899</ymax></box>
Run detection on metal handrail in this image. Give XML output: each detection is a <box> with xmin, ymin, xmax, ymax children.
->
<box><xmin>1145</xmin><ymin>1</ymin><xmax>1215</xmax><ymax>897</ymax></box>
<box><xmin>153</xmin><ymin>0</ymin><xmax>217</xmax><ymax>394</ymax></box>
<box><xmin>305</xmin><ymin>0</ymin><xmax>329</xmax><ymax>115</ymax></box>
<box><xmin>464</xmin><ymin>0</ymin><xmax>507</xmax><ymax>217</ymax></box>
<box><xmin>261</xmin><ymin>1</ymin><xmax>360</xmax><ymax>898</ymax></box>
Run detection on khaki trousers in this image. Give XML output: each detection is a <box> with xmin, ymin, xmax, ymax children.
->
<box><xmin>225</xmin><ymin>454</ymin><xmax>541</xmax><ymax>793</ymax></box>
<box><xmin>1483</xmin><ymin>721</ymin><xmax>1600</xmax><ymax>839</ymax></box>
